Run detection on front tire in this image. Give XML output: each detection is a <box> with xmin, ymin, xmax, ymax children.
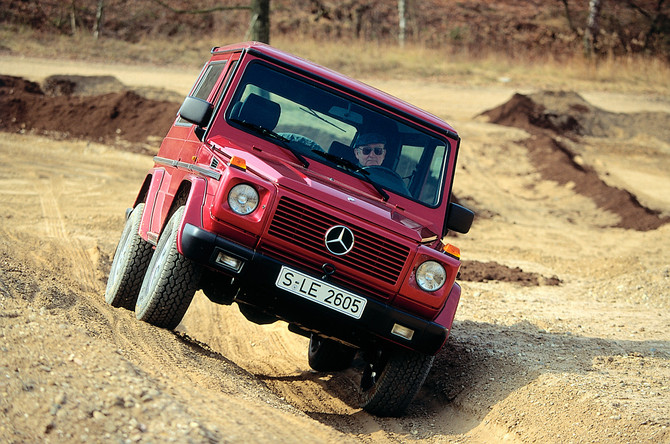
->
<box><xmin>105</xmin><ymin>203</ymin><xmax>154</xmax><ymax>310</ymax></box>
<box><xmin>359</xmin><ymin>348</ymin><xmax>434</xmax><ymax>417</ymax></box>
<box><xmin>135</xmin><ymin>206</ymin><xmax>201</xmax><ymax>329</ymax></box>
<box><xmin>307</xmin><ymin>334</ymin><xmax>357</xmax><ymax>372</ymax></box>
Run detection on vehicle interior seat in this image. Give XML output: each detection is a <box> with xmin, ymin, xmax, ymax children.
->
<box><xmin>233</xmin><ymin>93</ymin><xmax>281</xmax><ymax>130</ymax></box>
<box><xmin>328</xmin><ymin>140</ymin><xmax>358</xmax><ymax>165</ymax></box>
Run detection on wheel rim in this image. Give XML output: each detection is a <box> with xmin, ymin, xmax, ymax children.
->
<box><xmin>361</xmin><ymin>351</ymin><xmax>385</xmax><ymax>392</ymax></box>
<box><xmin>109</xmin><ymin>222</ymin><xmax>132</xmax><ymax>283</ymax></box>
<box><xmin>309</xmin><ymin>336</ymin><xmax>323</xmax><ymax>355</ymax></box>
<box><xmin>147</xmin><ymin>241</ymin><xmax>169</xmax><ymax>290</ymax></box>
<box><xmin>106</xmin><ymin>218</ymin><xmax>134</xmax><ymax>297</ymax></box>
<box><xmin>361</xmin><ymin>363</ymin><xmax>377</xmax><ymax>392</ymax></box>
<box><xmin>137</xmin><ymin>231</ymin><xmax>171</xmax><ymax>310</ymax></box>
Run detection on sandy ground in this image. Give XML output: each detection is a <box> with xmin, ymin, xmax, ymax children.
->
<box><xmin>0</xmin><ymin>56</ymin><xmax>669</xmax><ymax>443</ymax></box>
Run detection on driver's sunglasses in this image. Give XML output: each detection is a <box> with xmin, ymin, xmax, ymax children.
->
<box><xmin>358</xmin><ymin>146</ymin><xmax>385</xmax><ymax>155</ymax></box>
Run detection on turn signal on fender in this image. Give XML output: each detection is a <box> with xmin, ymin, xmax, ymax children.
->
<box><xmin>230</xmin><ymin>156</ymin><xmax>247</xmax><ymax>170</ymax></box>
<box><xmin>442</xmin><ymin>243</ymin><xmax>461</xmax><ymax>259</ymax></box>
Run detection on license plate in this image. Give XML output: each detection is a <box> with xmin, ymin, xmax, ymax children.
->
<box><xmin>276</xmin><ymin>266</ymin><xmax>367</xmax><ymax>319</ymax></box>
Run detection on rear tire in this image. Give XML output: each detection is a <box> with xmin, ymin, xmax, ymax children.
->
<box><xmin>105</xmin><ymin>203</ymin><xmax>153</xmax><ymax>310</ymax></box>
<box><xmin>359</xmin><ymin>348</ymin><xmax>434</xmax><ymax>417</ymax></box>
<box><xmin>135</xmin><ymin>207</ymin><xmax>201</xmax><ymax>329</ymax></box>
<box><xmin>307</xmin><ymin>334</ymin><xmax>357</xmax><ymax>372</ymax></box>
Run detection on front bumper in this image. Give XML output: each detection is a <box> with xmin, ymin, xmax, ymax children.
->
<box><xmin>180</xmin><ymin>223</ymin><xmax>450</xmax><ymax>355</ymax></box>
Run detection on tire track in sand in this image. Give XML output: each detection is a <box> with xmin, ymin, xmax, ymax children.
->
<box><xmin>33</xmin><ymin>176</ymin><xmax>99</xmax><ymax>292</ymax></box>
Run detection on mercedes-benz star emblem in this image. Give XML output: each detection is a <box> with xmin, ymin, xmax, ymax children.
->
<box><xmin>324</xmin><ymin>225</ymin><xmax>355</xmax><ymax>256</ymax></box>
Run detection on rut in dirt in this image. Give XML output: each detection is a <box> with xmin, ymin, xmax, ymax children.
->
<box><xmin>481</xmin><ymin>91</ymin><xmax>670</xmax><ymax>231</ymax></box>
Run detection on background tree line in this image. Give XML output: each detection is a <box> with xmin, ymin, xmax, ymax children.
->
<box><xmin>1</xmin><ymin>0</ymin><xmax>668</xmax><ymax>61</ymax></box>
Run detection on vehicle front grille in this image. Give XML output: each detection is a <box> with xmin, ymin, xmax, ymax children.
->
<box><xmin>266</xmin><ymin>197</ymin><xmax>410</xmax><ymax>285</ymax></box>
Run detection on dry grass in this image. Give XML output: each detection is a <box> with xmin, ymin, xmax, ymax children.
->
<box><xmin>276</xmin><ymin>37</ymin><xmax>670</xmax><ymax>95</ymax></box>
<box><xmin>2</xmin><ymin>26</ymin><xmax>668</xmax><ymax>96</ymax></box>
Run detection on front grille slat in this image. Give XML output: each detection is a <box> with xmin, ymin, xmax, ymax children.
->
<box><xmin>266</xmin><ymin>197</ymin><xmax>410</xmax><ymax>285</ymax></box>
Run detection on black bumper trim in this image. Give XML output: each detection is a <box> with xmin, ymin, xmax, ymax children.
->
<box><xmin>181</xmin><ymin>223</ymin><xmax>448</xmax><ymax>355</ymax></box>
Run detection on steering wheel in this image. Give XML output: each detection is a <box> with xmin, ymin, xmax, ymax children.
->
<box><xmin>363</xmin><ymin>165</ymin><xmax>402</xmax><ymax>180</ymax></box>
<box><xmin>362</xmin><ymin>166</ymin><xmax>411</xmax><ymax>196</ymax></box>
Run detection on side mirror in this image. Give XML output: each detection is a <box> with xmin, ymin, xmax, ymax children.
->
<box><xmin>446</xmin><ymin>202</ymin><xmax>474</xmax><ymax>234</ymax></box>
<box><xmin>178</xmin><ymin>96</ymin><xmax>213</xmax><ymax>127</ymax></box>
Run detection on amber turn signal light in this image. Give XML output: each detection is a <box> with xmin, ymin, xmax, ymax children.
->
<box><xmin>230</xmin><ymin>156</ymin><xmax>247</xmax><ymax>170</ymax></box>
<box><xmin>442</xmin><ymin>243</ymin><xmax>461</xmax><ymax>259</ymax></box>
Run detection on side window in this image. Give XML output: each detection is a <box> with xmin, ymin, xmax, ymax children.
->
<box><xmin>192</xmin><ymin>61</ymin><xmax>227</xmax><ymax>101</ymax></box>
<box><xmin>418</xmin><ymin>144</ymin><xmax>446</xmax><ymax>205</ymax></box>
<box><xmin>395</xmin><ymin>128</ymin><xmax>448</xmax><ymax>206</ymax></box>
<box><xmin>176</xmin><ymin>61</ymin><xmax>228</xmax><ymax>126</ymax></box>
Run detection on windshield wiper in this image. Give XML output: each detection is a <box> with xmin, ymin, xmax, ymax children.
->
<box><xmin>311</xmin><ymin>150</ymin><xmax>389</xmax><ymax>201</ymax></box>
<box><xmin>231</xmin><ymin>118</ymin><xmax>309</xmax><ymax>168</ymax></box>
<box><xmin>299</xmin><ymin>107</ymin><xmax>346</xmax><ymax>132</ymax></box>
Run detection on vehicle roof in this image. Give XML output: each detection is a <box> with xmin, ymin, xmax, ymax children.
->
<box><xmin>211</xmin><ymin>42</ymin><xmax>458</xmax><ymax>138</ymax></box>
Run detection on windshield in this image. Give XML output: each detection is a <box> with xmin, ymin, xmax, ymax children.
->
<box><xmin>225</xmin><ymin>60</ymin><xmax>449</xmax><ymax>206</ymax></box>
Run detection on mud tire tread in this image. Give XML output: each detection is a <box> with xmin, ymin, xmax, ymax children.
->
<box><xmin>135</xmin><ymin>207</ymin><xmax>201</xmax><ymax>329</ymax></box>
<box><xmin>360</xmin><ymin>349</ymin><xmax>434</xmax><ymax>417</ymax></box>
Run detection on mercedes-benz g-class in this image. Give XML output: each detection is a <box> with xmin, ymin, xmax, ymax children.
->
<box><xmin>105</xmin><ymin>42</ymin><xmax>474</xmax><ymax>416</ymax></box>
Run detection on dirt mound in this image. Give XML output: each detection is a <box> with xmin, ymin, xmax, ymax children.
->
<box><xmin>42</xmin><ymin>74</ymin><xmax>185</xmax><ymax>102</ymax></box>
<box><xmin>0</xmin><ymin>75</ymin><xmax>178</xmax><ymax>153</ymax></box>
<box><xmin>42</xmin><ymin>75</ymin><xmax>127</xmax><ymax>97</ymax></box>
<box><xmin>485</xmin><ymin>90</ymin><xmax>670</xmax><ymax>141</ymax></box>
<box><xmin>460</xmin><ymin>261</ymin><xmax>561</xmax><ymax>286</ymax></box>
<box><xmin>481</xmin><ymin>91</ymin><xmax>670</xmax><ymax>231</ymax></box>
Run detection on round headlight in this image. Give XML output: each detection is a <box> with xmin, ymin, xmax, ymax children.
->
<box><xmin>415</xmin><ymin>261</ymin><xmax>447</xmax><ymax>292</ymax></box>
<box><xmin>228</xmin><ymin>183</ymin><xmax>259</xmax><ymax>215</ymax></box>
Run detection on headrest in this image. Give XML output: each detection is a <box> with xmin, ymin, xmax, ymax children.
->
<box><xmin>237</xmin><ymin>93</ymin><xmax>281</xmax><ymax>130</ymax></box>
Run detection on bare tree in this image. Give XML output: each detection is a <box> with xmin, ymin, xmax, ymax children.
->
<box><xmin>70</xmin><ymin>0</ymin><xmax>77</xmax><ymax>35</ymax></box>
<box><xmin>584</xmin><ymin>0</ymin><xmax>603</xmax><ymax>56</ymax></box>
<box><xmin>152</xmin><ymin>1</ymin><xmax>250</xmax><ymax>15</ymax></box>
<box><xmin>93</xmin><ymin>0</ymin><xmax>105</xmax><ymax>40</ymax></box>
<box><xmin>152</xmin><ymin>1</ymin><xmax>268</xmax><ymax>43</ymax></box>
<box><xmin>398</xmin><ymin>0</ymin><xmax>406</xmax><ymax>47</ymax></box>
<box><xmin>559</xmin><ymin>0</ymin><xmax>576</xmax><ymax>32</ymax></box>
<box><xmin>249</xmin><ymin>0</ymin><xmax>270</xmax><ymax>43</ymax></box>
<box><xmin>627</xmin><ymin>0</ymin><xmax>669</xmax><ymax>51</ymax></box>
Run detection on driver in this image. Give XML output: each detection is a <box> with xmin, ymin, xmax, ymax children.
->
<box><xmin>353</xmin><ymin>133</ymin><xmax>386</xmax><ymax>167</ymax></box>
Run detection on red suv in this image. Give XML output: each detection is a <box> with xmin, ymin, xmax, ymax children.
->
<box><xmin>105</xmin><ymin>42</ymin><xmax>473</xmax><ymax>416</ymax></box>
